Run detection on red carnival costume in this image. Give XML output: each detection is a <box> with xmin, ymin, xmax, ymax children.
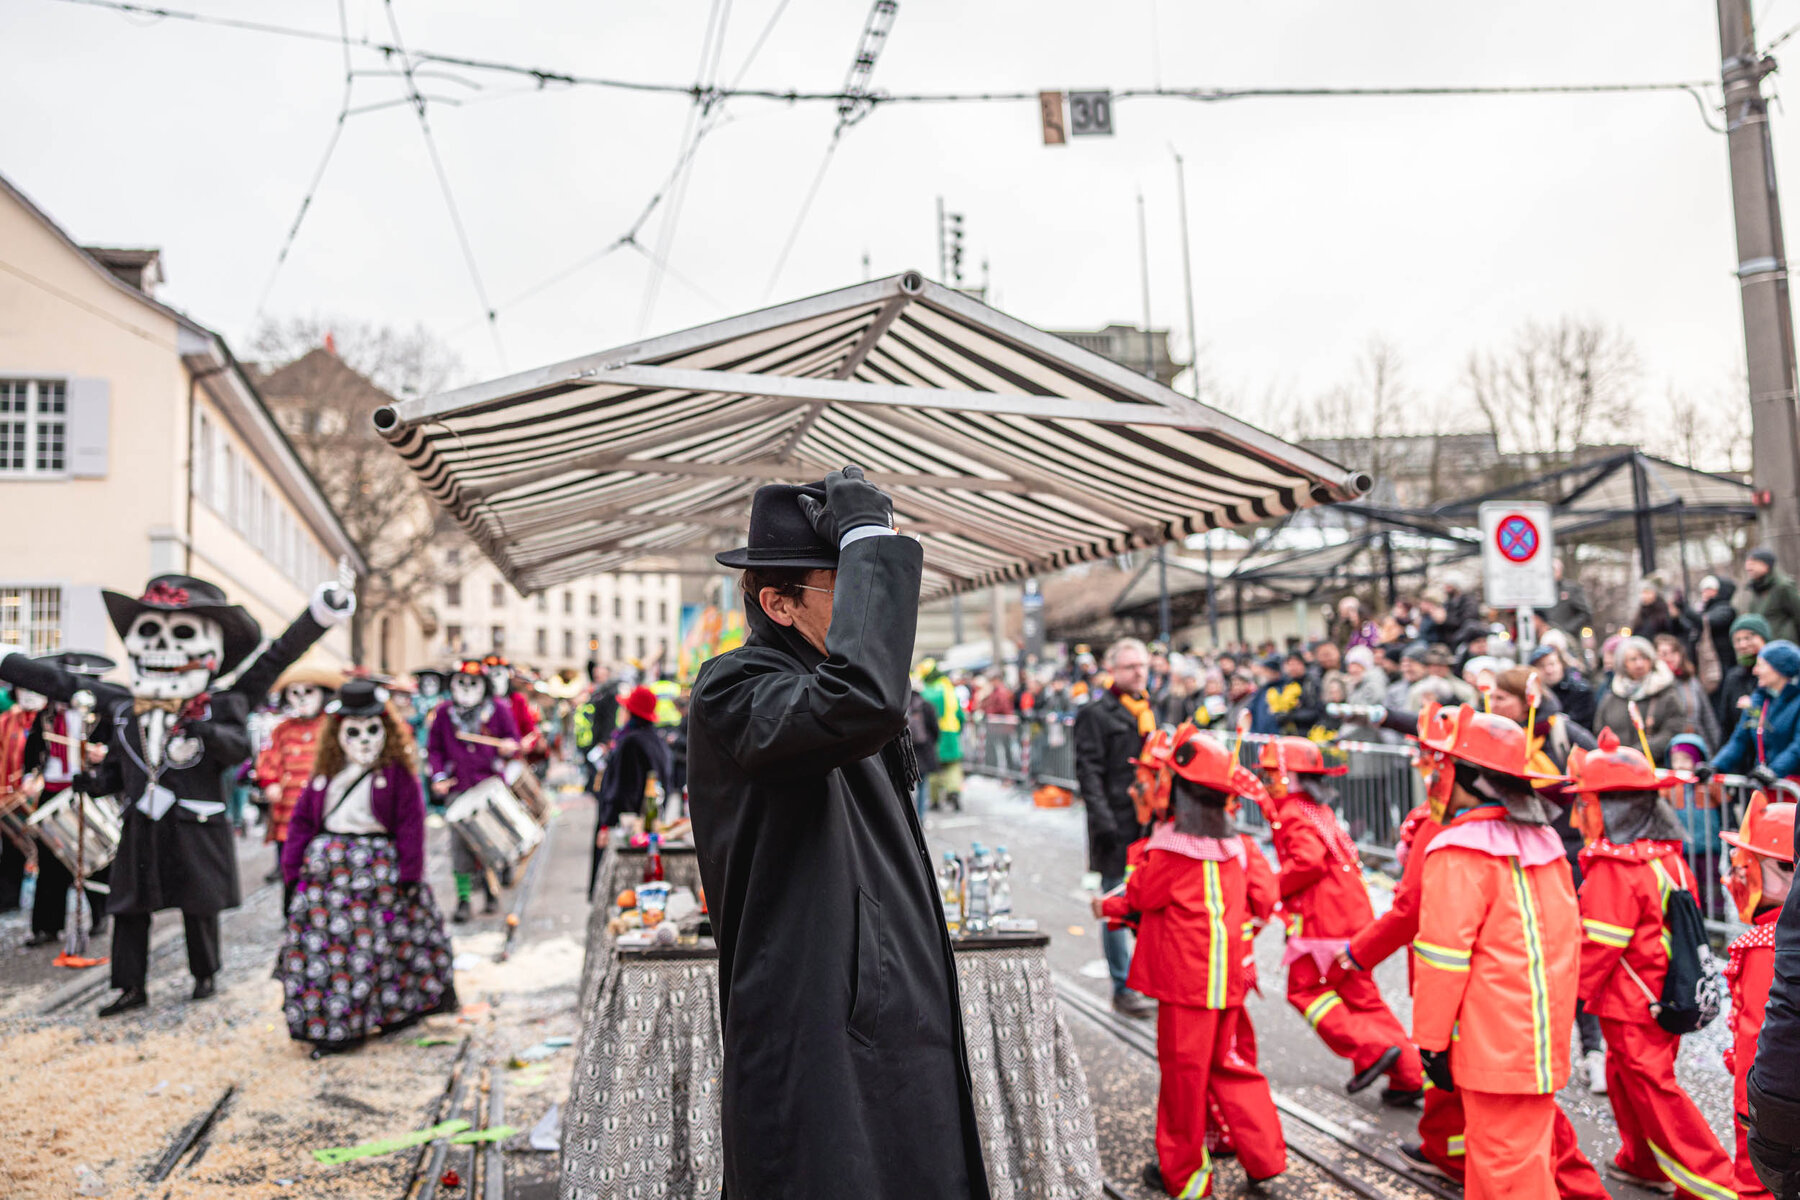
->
<box><xmin>255</xmin><ymin>715</ymin><xmax>323</xmax><ymax>846</ymax></box>
<box><xmin>1260</xmin><ymin>736</ymin><xmax>1420</xmax><ymax>1097</ymax></box>
<box><xmin>1101</xmin><ymin>725</ymin><xmax>1286</xmax><ymax>1197</ymax></box>
<box><xmin>1570</xmin><ymin>731</ymin><xmax>1735</xmax><ymax>1200</ymax></box>
<box><xmin>1411</xmin><ymin>704</ymin><xmax>1606</xmax><ymax>1200</ymax></box>
<box><xmin>1721</xmin><ymin>793</ymin><xmax>1793</xmax><ymax>1200</ymax></box>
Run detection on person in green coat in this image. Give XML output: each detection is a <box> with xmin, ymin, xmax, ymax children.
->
<box><xmin>919</xmin><ymin>660</ymin><xmax>963</xmax><ymax>811</ymax></box>
<box><xmin>1744</xmin><ymin>548</ymin><xmax>1800</xmax><ymax>644</ymax></box>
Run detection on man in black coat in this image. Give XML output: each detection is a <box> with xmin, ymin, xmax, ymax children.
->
<box><xmin>1074</xmin><ymin>637</ymin><xmax>1155</xmax><ymax>1017</ymax></box>
<box><xmin>688</xmin><ymin>468</ymin><xmax>988</xmax><ymax>1200</ymax></box>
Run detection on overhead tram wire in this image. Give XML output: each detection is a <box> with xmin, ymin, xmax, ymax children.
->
<box><xmin>763</xmin><ymin>0</ymin><xmax>898</xmax><ymax>301</ymax></box>
<box><xmin>379</xmin><ymin>0</ymin><xmax>507</xmax><ymax>369</ymax></box>
<box><xmin>250</xmin><ymin>0</ymin><xmax>354</xmax><ymax>327</ymax></box>
<box><xmin>50</xmin><ymin>0</ymin><xmax>1720</xmax><ymax>110</ymax></box>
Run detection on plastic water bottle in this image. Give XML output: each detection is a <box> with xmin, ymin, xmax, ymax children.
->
<box><xmin>965</xmin><ymin>844</ymin><xmax>992</xmax><ymax>934</ymax></box>
<box><xmin>991</xmin><ymin>845</ymin><xmax>1012</xmax><ymax>920</ymax></box>
<box><xmin>939</xmin><ymin>852</ymin><xmax>964</xmax><ymax>933</ymax></box>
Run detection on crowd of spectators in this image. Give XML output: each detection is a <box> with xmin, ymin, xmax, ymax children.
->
<box><xmin>953</xmin><ymin>547</ymin><xmax>1800</xmax><ymax>792</ymax></box>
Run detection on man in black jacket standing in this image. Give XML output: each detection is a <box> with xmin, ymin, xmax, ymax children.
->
<box><xmin>1074</xmin><ymin>637</ymin><xmax>1155</xmax><ymax>1017</ymax></box>
<box><xmin>688</xmin><ymin>467</ymin><xmax>988</xmax><ymax>1200</ymax></box>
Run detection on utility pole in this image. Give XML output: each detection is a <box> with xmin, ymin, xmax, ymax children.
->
<box><xmin>1718</xmin><ymin>0</ymin><xmax>1800</xmax><ymax>568</ymax></box>
<box><xmin>1137</xmin><ymin>189</ymin><xmax>1172</xmax><ymax>644</ymax></box>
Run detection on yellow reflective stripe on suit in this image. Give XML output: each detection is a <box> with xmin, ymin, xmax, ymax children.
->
<box><xmin>1508</xmin><ymin>860</ymin><xmax>1554</xmax><ymax>1094</ymax></box>
<box><xmin>1203</xmin><ymin>861</ymin><xmax>1228</xmax><ymax>1010</ymax></box>
<box><xmin>1648</xmin><ymin>1139</ymin><xmax>1736</xmax><ymax>1200</ymax></box>
<box><xmin>1304</xmin><ymin>991</ymin><xmax>1342</xmax><ymax>1027</ymax></box>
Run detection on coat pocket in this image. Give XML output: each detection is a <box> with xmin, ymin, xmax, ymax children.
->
<box><xmin>848</xmin><ymin>886</ymin><xmax>883</xmax><ymax>1046</ymax></box>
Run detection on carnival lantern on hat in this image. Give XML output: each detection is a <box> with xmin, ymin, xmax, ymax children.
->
<box><xmin>1565</xmin><ymin>727</ymin><xmax>1685</xmax><ymax>847</ymax></box>
<box><xmin>1722</xmin><ymin>793</ymin><xmax>1796</xmax><ymax>922</ymax></box>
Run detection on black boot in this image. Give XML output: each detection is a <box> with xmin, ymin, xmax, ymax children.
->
<box><xmin>98</xmin><ymin>987</ymin><xmax>148</xmax><ymax>1017</ymax></box>
<box><xmin>1141</xmin><ymin>1161</ymin><xmax>1169</xmax><ymax>1195</ymax></box>
<box><xmin>453</xmin><ymin>898</ymin><xmax>471</xmax><ymax>924</ymax></box>
<box><xmin>24</xmin><ymin>929</ymin><xmax>60</xmax><ymax>948</ymax></box>
<box><xmin>1347</xmin><ymin>1045</ymin><xmax>1402</xmax><ymax>1094</ymax></box>
<box><xmin>948</xmin><ymin>791</ymin><xmax>962</xmax><ymax>812</ymax></box>
<box><xmin>191</xmin><ymin>975</ymin><xmax>217</xmax><ymax>1001</ymax></box>
<box><xmin>484</xmin><ymin>890</ymin><xmax>501</xmax><ymax>915</ymax></box>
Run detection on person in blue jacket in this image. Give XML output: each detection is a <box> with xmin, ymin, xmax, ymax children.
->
<box><xmin>1707</xmin><ymin>640</ymin><xmax>1800</xmax><ymax>786</ymax></box>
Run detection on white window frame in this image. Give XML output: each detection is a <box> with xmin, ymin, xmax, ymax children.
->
<box><xmin>0</xmin><ymin>379</ymin><xmax>69</xmax><ymax>477</ymax></box>
<box><xmin>0</xmin><ymin>584</ymin><xmax>63</xmax><ymax>653</ymax></box>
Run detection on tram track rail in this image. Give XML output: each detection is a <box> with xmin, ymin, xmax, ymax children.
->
<box><xmin>1053</xmin><ymin>975</ymin><xmax>1460</xmax><ymax>1200</ymax></box>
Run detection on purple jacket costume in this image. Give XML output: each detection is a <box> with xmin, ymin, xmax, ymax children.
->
<box><xmin>281</xmin><ymin>762</ymin><xmax>427</xmax><ymax>886</ymax></box>
<box><xmin>426</xmin><ymin>700</ymin><xmax>519</xmax><ymax>791</ymax></box>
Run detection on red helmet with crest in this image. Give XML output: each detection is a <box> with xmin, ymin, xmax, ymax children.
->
<box><xmin>1256</xmin><ymin>735</ymin><xmax>1348</xmax><ymax>777</ymax></box>
<box><xmin>1416</xmin><ymin>701</ymin><xmax>1566</xmax><ymax>782</ymax></box>
<box><xmin>1567</xmin><ymin>728</ymin><xmax>1675</xmax><ymax>794</ymax></box>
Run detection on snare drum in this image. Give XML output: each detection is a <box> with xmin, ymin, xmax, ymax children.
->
<box><xmin>444</xmin><ymin>777</ymin><xmax>544</xmax><ymax>874</ymax></box>
<box><xmin>503</xmin><ymin>760</ymin><xmax>550</xmax><ymax>824</ymax></box>
<box><xmin>26</xmin><ymin>789</ymin><xmax>122</xmax><ymax>880</ymax></box>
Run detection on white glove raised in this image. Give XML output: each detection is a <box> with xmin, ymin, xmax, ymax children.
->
<box><xmin>310</xmin><ymin>581</ymin><xmax>357</xmax><ymax>628</ymax></box>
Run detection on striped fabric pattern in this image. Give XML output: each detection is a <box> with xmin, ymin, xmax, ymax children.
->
<box><xmin>373</xmin><ymin>274</ymin><xmax>1362</xmax><ymax>595</ymax></box>
<box><xmin>1508</xmin><ymin>860</ymin><xmax>1556</xmax><ymax>1095</ymax></box>
<box><xmin>1582</xmin><ymin>918</ymin><xmax>1634</xmax><ymax>949</ymax></box>
<box><xmin>1203</xmin><ymin>861</ymin><xmax>1228</xmax><ymax>1010</ymax></box>
<box><xmin>1303</xmin><ymin>991</ymin><xmax>1343</xmax><ymax>1027</ymax></box>
<box><xmin>1412</xmin><ymin>939</ymin><xmax>1472</xmax><ymax>973</ymax></box>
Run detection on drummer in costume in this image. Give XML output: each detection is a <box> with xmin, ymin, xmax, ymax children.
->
<box><xmin>21</xmin><ymin>652</ymin><xmax>116</xmax><ymax>946</ymax></box>
<box><xmin>0</xmin><ymin>574</ymin><xmax>353</xmax><ymax>1016</ymax></box>
<box><xmin>279</xmin><ymin>678</ymin><xmax>457</xmax><ymax>1058</ymax></box>
<box><xmin>255</xmin><ymin>664</ymin><xmax>342</xmax><ymax>912</ymax></box>
<box><xmin>409</xmin><ymin>669</ymin><xmax>447</xmax><ymax>802</ymax></box>
<box><xmin>0</xmin><ymin>677</ymin><xmax>44</xmax><ymax>913</ymax></box>
<box><xmin>1258</xmin><ymin>735</ymin><xmax>1423</xmax><ymax>1102</ymax></box>
<box><xmin>483</xmin><ymin>656</ymin><xmax>542</xmax><ymax>761</ymax></box>
<box><xmin>426</xmin><ymin>659</ymin><xmax>519</xmax><ymax>922</ymax></box>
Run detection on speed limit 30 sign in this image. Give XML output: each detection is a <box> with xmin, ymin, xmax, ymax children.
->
<box><xmin>1478</xmin><ymin>502</ymin><xmax>1556</xmax><ymax>609</ymax></box>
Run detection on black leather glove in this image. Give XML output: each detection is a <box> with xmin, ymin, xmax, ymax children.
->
<box><xmin>1754</xmin><ymin>764</ymin><xmax>1780</xmax><ymax>787</ymax></box>
<box><xmin>1420</xmin><ymin>1048</ymin><xmax>1454</xmax><ymax>1093</ymax></box>
<box><xmin>1693</xmin><ymin>763</ymin><xmax>1716</xmax><ymax>783</ymax></box>
<box><xmin>797</xmin><ymin>465</ymin><xmax>893</xmax><ymax>545</ymax></box>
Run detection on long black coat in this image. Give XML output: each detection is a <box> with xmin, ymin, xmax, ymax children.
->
<box><xmin>0</xmin><ymin>610</ymin><xmax>330</xmax><ymax>916</ymax></box>
<box><xmin>594</xmin><ymin>715</ymin><xmax>671</xmax><ymax>827</ymax></box>
<box><xmin>1073</xmin><ymin>690</ymin><xmax>1145</xmax><ymax>879</ymax></box>
<box><xmin>688</xmin><ymin>535</ymin><xmax>987</xmax><ymax>1200</ymax></box>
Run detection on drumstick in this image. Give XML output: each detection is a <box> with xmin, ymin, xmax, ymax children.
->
<box><xmin>456</xmin><ymin>732</ymin><xmax>512</xmax><ymax>748</ymax></box>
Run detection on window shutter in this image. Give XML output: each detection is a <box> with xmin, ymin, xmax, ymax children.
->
<box><xmin>66</xmin><ymin>377</ymin><xmax>110</xmax><ymax>477</ymax></box>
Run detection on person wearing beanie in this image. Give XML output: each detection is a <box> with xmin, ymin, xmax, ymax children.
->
<box><xmin>1708</xmin><ymin>640</ymin><xmax>1800</xmax><ymax>786</ymax></box>
<box><xmin>1743</xmin><ymin>549</ymin><xmax>1800</xmax><ymax>644</ymax></box>
<box><xmin>1721</xmin><ymin>613</ymin><xmax>1775</xmax><ymax>729</ymax></box>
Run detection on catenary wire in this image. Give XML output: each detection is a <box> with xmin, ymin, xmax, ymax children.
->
<box><xmin>379</xmin><ymin>0</ymin><xmax>507</xmax><ymax>368</ymax></box>
<box><xmin>46</xmin><ymin>0</ymin><xmax>1722</xmax><ymax>109</ymax></box>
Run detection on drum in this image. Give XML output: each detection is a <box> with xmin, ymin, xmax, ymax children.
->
<box><xmin>26</xmin><ymin>789</ymin><xmax>122</xmax><ymax>881</ymax></box>
<box><xmin>444</xmin><ymin>777</ymin><xmax>544</xmax><ymax>874</ymax></box>
<box><xmin>503</xmin><ymin>759</ymin><xmax>550</xmax><ymax>824</ymax></box>
<box><xmin>0</xmin><ymin>790</ymin><xmax>35</xmax><ymax>859</ymax></box>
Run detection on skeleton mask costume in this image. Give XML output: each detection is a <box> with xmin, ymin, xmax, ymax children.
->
<box><xmin>338</xmin><ymin>715</ymin><xmax>386</xmax><ymax>767</ymax></box>
<box><xmin>449</xmin><ymin>670</ymin><xmax>489</xmax><ymax>722</ymax></box>
<box><xmin>486</xmin><ymin>666</ymin><xmax>510</xmax><ymax>698</ymax></box>
<box><xmin>13</xmin><ymin>687</ymin><xmax>46</xmax><ymax>713</ymax></box>
<box><xmin>416</xmin><ymin>673</ymin><xmax>443</xmax><ymax>703</ymax></box>
<box><xmin>124</xmin><ymin>610</ymin><xmax>224</xmax><ymax>702</ymax></box>
<box><xmin>283</xmin><ymin>683</ymin><xmax>327</xmax><ymax>721</ymax></box>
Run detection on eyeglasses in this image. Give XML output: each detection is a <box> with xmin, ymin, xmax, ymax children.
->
<box><xmin>794</xmin><ymin>585</ymin><xmax>835</xmax><ymax>597</ymax></box>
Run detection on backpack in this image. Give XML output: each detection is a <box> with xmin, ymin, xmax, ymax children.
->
<box><xmin>1651</xmin><ymin>858</ymin><xmax>1724</xmax><ymax>1034</ymax></box>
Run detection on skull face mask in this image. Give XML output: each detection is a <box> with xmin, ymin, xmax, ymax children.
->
<box><xmin>12</xmin><ymin>687</ymin><xmax>47</xmax><ymax>713</ymax></box>
<box><xmin>450</xmin><ymin>672</ymin><xmax>487</xmax><ymax>711</ymax></box>
<box><xmin>283</xmin><ymin>682</ymin><xmax>326</xmax><ymax>720</ymax></box>
<box><xmin>338</xmin><ymin>715</ymin><xmax>386</xmax><ymax>767</ymax></box>
<box><xmin>417</xmin><ymin>675</ymin><xmax>442</xmax><ymax>702</ymax></box>
<box><xmin>125</xmin><ymin>612</ymin><xmax>223</xmax><ymax>700</ymax></box>
<box><xmin>486</xmin><ymin>668</ymin><xmax>510</xmax><ymax>697</ymax></box>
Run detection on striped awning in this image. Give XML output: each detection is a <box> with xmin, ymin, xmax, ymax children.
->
<box><xmin>374</xmin><ymin>272</ymin><xmax>1369</xmax><ymax>597</ymax></box>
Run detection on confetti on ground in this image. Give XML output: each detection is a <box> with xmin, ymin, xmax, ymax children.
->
<box><xmin>311</xmin><ymin>1118</ymin><xmax>471</xmax><ymax>1165</ymax></box>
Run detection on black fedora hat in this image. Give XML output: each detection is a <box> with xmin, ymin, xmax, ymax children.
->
<box><xmin>715</xmin><ymin>482</ymin><xmax>837</xmax><ymax>571</ymax></box>
<box><xmin>33</xmin><ymin>650</ymin><xmax>116</xmax><ymax>677</ymax></box>
<box><xmin>326</xmin><ymin>677</ymin><xmax>391</xmax><ymax>717</ymax></box>
<box><xmin>102</xmin><ymin>574</ymin><xmax>263</xmax><ymax>673</ymax></box>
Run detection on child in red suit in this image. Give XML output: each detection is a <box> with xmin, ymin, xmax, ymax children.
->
<box><xmin>1570</xmin><ymin>729</ymin><xmax>1735</xmax><ymax>1200</ymax></box>
<box><xmin>1722</xmin><ymin>793</ymin><xmax>1795</xmax><ymax>1200</ymax></box>
<box><xmin>1095</xmin><ymin>724</ymin><xmax>1286</xmax><ymax>1197</ymax></box>
<box><xmin>1260</xmin><ymin>735</ymin><xmax>1422</xmax><ymax>1102</ymax></box>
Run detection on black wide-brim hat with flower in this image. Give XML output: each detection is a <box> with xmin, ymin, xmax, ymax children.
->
<box><xmin>715</xmin><ymin>482</ymin><xmax>837</xmax><ymax>571</ymax></box>
<box><xmin>327</xmin><ymin>677</ymin><xmax>391</xmax><ymax>717</ymax></box>
<box><xmin>101</xmin><ymin>574</ymin><xmax>263</xmax><ymax>674</ymax></box>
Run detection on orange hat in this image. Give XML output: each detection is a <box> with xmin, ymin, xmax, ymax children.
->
<box><xmin>1722</xmin><ymin>796</ymin><xmax>1796</xmax><ymax>863</ymax></box>
<box><xmin>622</xmin><ymin>685</ymin><xmax>658</xmax><ymax>723</ymax></box>
<box><xmin>1416</xmin><ymin>702</ymin><xmax>1567</xmax><ymax>782</ymax></box>
<box><xmin>1567</xmin><ymin>728</ymin><xmax>1676</xmax><ymax>794</ymax></box>
<box><xmin>1257</xmin><ymin>736</ymin><xmax>1347</xmax><ymax>777</ymax></box>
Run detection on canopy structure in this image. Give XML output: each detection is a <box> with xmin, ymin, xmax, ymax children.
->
<box><xmin>374</xmin><ymin>271</ymin><xmax>1370</xmax><ymax>597</ymax></box>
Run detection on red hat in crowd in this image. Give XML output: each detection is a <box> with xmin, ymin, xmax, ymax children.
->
<box><xmin>1567</xmin><ymin>728</ymin><xmax>1677</xmax><ymax>794</ymax></box>
<box><xmin>1257</xmin><ymin>736</ymin><xmax>1348</xmax><ymax>777</ymax></box>
<box><xmin>623</xmin><ymin>685</ymin><xmax>659</xmax><ymax>723</ymax></box>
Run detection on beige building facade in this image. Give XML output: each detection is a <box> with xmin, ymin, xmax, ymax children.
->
<box><xmin>0</xmin><ymin>172</ymin><xmax>362</xmax><ymax>666</ymax></box>
<box><xmin>432</xmin><ymin>549</ymin><xmax>683</xmax><ymax>679</ymax></box>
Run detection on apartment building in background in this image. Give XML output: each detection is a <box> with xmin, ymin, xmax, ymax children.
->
<box><xmin>0</xmin><ymin>171</ymin><xmax>362</xmax><ymax>665</ymax></box>
<box><xmin>432</xmin><ymin>549</ymin><xmax>683</xmax><ymax>678</ymax></box>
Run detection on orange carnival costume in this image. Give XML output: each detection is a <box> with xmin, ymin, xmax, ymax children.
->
<box><xmin>1411</xmin><ymin>703</ymin><xmax>1606</xmax><ymax>1200</ymax></box>
<box><xmin>1259</xmin><ymin>736</ymin><xmax>1421</xmax><ymax>1099</ymax></box>
<box><xmin>1567</xmin><ymin>730</ymin><xmax>1736</xmax><ymax>1200</ymax></box>
<box><xmin>1721</xmin><ymin>793</ymin><xmax>1793</xmax><ymax>1200</ymax></box>
<box><xmin>1101</xmin><ymin>725</ymin><xmax>1286</xmax><ymax>1197</ymax></box>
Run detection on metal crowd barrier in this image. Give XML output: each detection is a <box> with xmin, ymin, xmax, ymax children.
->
<box><xmin>961</xmin><ymin>712</ymin><xmax>1075</xmax><ymax>789</ymax></box>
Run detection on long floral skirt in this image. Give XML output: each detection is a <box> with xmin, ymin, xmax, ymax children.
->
<box><xmin>278</xmin><ymin>833</ymin><xmax>457</xmax><ymax>1047</ymax></box>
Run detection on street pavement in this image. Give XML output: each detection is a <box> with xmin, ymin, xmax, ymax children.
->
<box><xmin>931</xmin><ymin>775</ymin><xmax>1740</xmax><ymax>1199</ymax></box>
<box><xmin>0</xmin><ymin>775</ymin><xmax>596</xmax><ymax>1200</ymax></box>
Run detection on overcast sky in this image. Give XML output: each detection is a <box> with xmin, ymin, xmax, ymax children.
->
<box><xmin>2</xmin><ymin>0</ymin><xmax>1787</xmax><ymax>433</ymax></box>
